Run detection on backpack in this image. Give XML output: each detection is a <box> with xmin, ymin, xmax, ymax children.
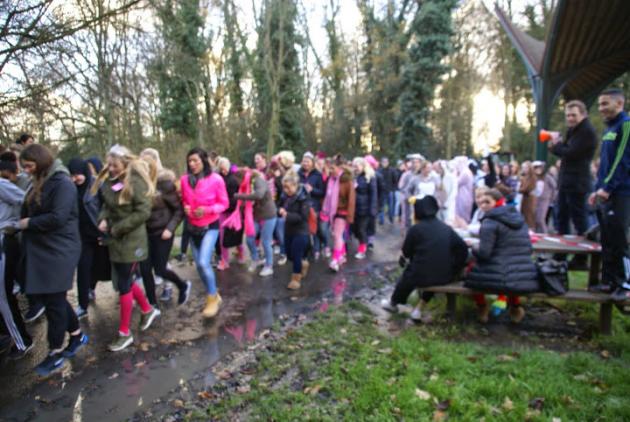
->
<box><xmin>536</xmin><ymin>258</ymin><xmax>569</xmax><ymax>296</ymax></box>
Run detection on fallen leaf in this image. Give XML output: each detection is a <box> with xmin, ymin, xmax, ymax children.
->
<box><xmin>134</xmin><ymin>361</ymin><xmax>146</xmax><ymax>368</ymax></box>
<box><xmin>497</xmin><ymin>354</ymin><xmax>515</xmax><ymax>362</ymax></box>
<box><xmin>258</xmin><ymin>329</ymin><xmax>270</xmax><ymax>339</ymax></box>
<box><xmin>371</xmin><ymin>340</ymin><xmax>381</xmax><ymax>346</ymax></box>
<box><xmin>378</xmin><ymin>348</ymin><xmax>392</xmax><ymax>354</ymax></box>
<box><xmin>429</xmin><ymin>373</ymin><xmax>439</xmax><ymax>382</ymax></box>
<box><xmin>433</xmin><ymin>410</ymin><xmax>447</xmax><ymax>421</ymax></box>
<box><xmin>305</xmin><ymin>385</ymin><xmax>322</xmax><ymax>395</ymax></box>
<box><xmin>566</xmin><ymin>320</ymin><xmax>577</xmax><ymax>326</ymax></box>
<box><xmin>139</xmin><ymin>342</ymin><xmax>150</xmax><ymax>352</ymax></box>
<box><xmin>529</xmin><ymin>397</ymin><xmax>545</xmax><ymax>411</ymax></box>
<box><xmin>172</xmin><ymin>399</ymin><xmax>184</xmax><ymax>408</ymax></box>
<box><xmin>108</xmin><ymin>372</ymin><xmax>119</xmax><ymax>379</ymax></box>
<box><xmin>415</xmin><ymin>388</ymin><xmax>431</xmax><ymax>400</ymax></box>
<box><xmin>216</xmin><ymin>370</ymin><xmax>232</xmax><ymax>380</ymax></box>
<box><xmin>236</xmin><ymin>385</ymin><xmax>251</xmax><ymax>394</ymax></box>
<box><xmin>298</xmin><ymin>314</ymin><xmax>307</xmax><ymax>322</ymax></box>
<box><xmin>340</xmin><ymin>328</ymin><xmax>347</xmax><ymax>334</ymax></box>
<box><xmin>466</xmin><ymin>356</ymin><xmax>479</xmax><ymax>363</ymax></box>
<box><xmin>197</xmin><ymin>391</ymin><xmax>213</xmax><ymax>400</ymax></box>
<box><xmin>525</xmin><ymin>409</ymin><xmax>541</xmax><ymax>420</ymax></box>
<box><xmin>551</xmin><ymin>418</ymin><xmax>561</xmax><ymax>422</ymax></box>
<box><xmin>436</xmin><ymin>399</ymin><xmax>450</xmax><ymax>411</ymax></box>
<box><xmin>502</xmin><ymin>397</ymin><xmax>514</xmax><ymax>411</ymax></box>
<box><xmin>600</xmin><ymin>350</ymin><xmax>610</xmax><ymax>359</ymax></box>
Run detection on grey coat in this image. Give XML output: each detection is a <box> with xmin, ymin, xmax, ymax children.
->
<box><xmin>21</xmin><ymin>162</ymin><xmax>81</xmax><ymax>294</ymax></box>
<box><xmin>234</xmin><ymin>174</ymin><xmax>277</xmax><ymax>220</ymax></box>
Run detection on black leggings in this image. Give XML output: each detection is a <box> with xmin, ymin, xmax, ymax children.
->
<box><xmin>30</xmin><ymin>292</ymin><xmax>78</xmax><ymax>351</ymax></box>
<box><xmin>353</xmin><ymin>215</ymin><xmax>370</xmax><ymax>245</ymax></box>
<box><xmin>112</xmin><ymin>262</ymin><xmax>138</xmax><ymax>295</ymax></box>
<box><xmin>140</xmin><ymin>234</ymin><xmax>186</xmax><ymax>296</ymax></box>
<box><xmin>75</xmin><ymin>238</ymin><xmax>106</xmax><ymax>309</ymax></box>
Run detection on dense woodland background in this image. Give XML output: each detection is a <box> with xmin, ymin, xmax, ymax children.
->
<box><xmin>2</xmin><ymin>0</ymin><xmax>630</xmax><ymax>170</ymax></box>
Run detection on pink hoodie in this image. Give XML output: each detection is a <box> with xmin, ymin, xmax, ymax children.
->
<box><xmin>180</xmin><ymin>172</ymin><xmax>229</xmax><ymax>227</ymax></box>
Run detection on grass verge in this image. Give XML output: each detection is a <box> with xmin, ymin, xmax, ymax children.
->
<box><xmin>196</xmin><ymin>301</ymin><xmax>630</xmax><ymax>421</ymax></box>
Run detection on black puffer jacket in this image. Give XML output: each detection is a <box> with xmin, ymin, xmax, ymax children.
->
<box><xmin>465</xmin><ymin>205</ymin><xmax>539</xmax><ymax>293</ymax></box>
<box><xmin>280</xmin><ymin>186</ymin><xmax>310</xmax><ymax>237</ymax></box>
<box><xmin>146</xmin><ymin>170</ymin><xmax>184</xmax><ymax>237</ymax></box>
<box><xmin>355</xmin><ymin>173</ymin><xmax>378</xmax><ymax>217</ymax></box>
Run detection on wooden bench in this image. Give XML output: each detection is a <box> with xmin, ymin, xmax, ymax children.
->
<box><xmin>424</xmin><ymin>282</ymin><xmax>630</xmax><ymax>335</ymax></box>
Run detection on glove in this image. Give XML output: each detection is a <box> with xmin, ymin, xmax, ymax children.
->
<box><xmin>398</xmin><ymin>255</ymin><xmax>408</xmax><ymax>268</ymax></box>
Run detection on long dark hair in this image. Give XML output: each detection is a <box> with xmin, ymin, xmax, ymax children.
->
<box><xmin>21</xmin><ymin>144</ymin><xmax>55</xmax><ymax>205</ymax></box>
<box><xmin>186</xmin><ymin>147</ymin><xmax>212</xmax><ymax>188</ymax></box>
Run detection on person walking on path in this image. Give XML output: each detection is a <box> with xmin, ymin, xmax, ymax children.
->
<box><xmin>180</xmin><ymin>147</ymin><xmax>229</xmax><ymax>318</ymax></box>
<box><xmin>95</xmin><ymin>145</ymin><xmax>161</xmax><ymax>352</ymax></box>
<box><xmin>19</xmin><ymin>144</ymin><xmax>88</xmax><ymax>374</ymax></box>
<box><xmin>138</xmin><ymin>149</ymin><xmax>191</xmax><ymax>306</ymax></box>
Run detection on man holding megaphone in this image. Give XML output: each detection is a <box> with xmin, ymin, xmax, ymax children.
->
<box><xmin>549</xmin><ymin>100</ymin><xmax>598</xmax><ymax>269</ymax></box>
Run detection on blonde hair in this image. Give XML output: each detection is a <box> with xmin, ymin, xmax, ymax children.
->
<box><xmin>92</xmin><ymin>145</ymin><xmax>156</xmax><ymax>204</ymax></box>
<box><xmin>277</xmin><ymin>150</ymin><xmax>295</xmax><ymax>170</ymax></box>
<box><xmin>282</xmin><ymin>170</ymin><xmax>300</xmax><ymax>186</ymax></box>
<box><xmin>352</xmin><ymin>156</ymin><xmax>375</xmax><ymax>182</ymax></box>
<box><xmin>140</xmin><ymin>148</ymin><xmax>163</xmax><ymax>171</ymax></box>
<box><xmin>216</xmin><ymin>156</ymin><xmax>231</xmax><ymax>174</ymax></box>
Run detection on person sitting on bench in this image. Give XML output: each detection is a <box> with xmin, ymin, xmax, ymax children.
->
<box><xmin>381</xmin><ymin>195</ymin><xmax>468</xmax><ymax>322</ymax></box>
<box><xmin>465</xmin><ymin>189</ymin><xmax>539</xmax><ymax>323</ymax></box>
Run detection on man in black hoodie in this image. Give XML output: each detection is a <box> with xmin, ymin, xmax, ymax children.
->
<box><xmin>382</xmin><ymin>196</ymin><xmax>468</xmax><ymax>321</ymax></box>
<box><xmin>549</xmin><ymin>100</ymin><xmax>597</xmax><ymax>269</ymax></box>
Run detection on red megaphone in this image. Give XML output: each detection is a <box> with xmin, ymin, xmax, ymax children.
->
<box><xmin>539</xmin><ymin>130</ymin><xmax>560</xmax><ymax>143</ymax></box>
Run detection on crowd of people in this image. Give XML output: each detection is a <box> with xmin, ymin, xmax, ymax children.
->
<box><xmin>0</xmin><ymin>89</ymin><xmax>628</xmax><ymax>377</ymax></box>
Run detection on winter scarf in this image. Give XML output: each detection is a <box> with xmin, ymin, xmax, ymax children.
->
<box><xmin>222</xmin><ymin>170</ymin><xmax>256</xmax><ymax>237</ymax></box>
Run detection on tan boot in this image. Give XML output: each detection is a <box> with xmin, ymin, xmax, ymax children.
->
<box><xmin>287</xmin><ymin>273</ymin><xmax>302</xmax><ymax>290</ymax></box>
<box><xmin>300</xmin><ymin>260</ymin><xmax>310</xmax><ymax>278</ymax></box>
<box><xmin>202</xmin><ymin>293</ymin><xmax>222</xmax><ymax>318</ymax></box>
<box><xmin>509</xmin><ymin>305</ymin><xmax>525</xmax><ymax>324</ymax></box>
<box><xmin>477</xmin><ymin>303</ymin><xmax>491</xmax><ymax>324</ymax></box>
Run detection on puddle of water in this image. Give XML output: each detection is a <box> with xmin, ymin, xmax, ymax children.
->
<box><xmin>0</xmin><ymin>225</ymin><xmax>402</xmax><ymax>421</ymax></box>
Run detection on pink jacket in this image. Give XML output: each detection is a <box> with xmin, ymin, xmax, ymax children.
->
<box><xmin>180</xmin><ymin>173</ymin><xmax>229</xmax><ymax>227</ymax></box>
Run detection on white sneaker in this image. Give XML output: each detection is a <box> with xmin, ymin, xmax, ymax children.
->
<box><xmin>277</xmin><ymin>254</ymin><xmax>287</xmax><ymax>266</ymax></box>
<box><xmin>410</xmin><ymin>307</ymin><xmax>422</xmax><ymax>322</ymax></box>
<box><xmin>323</xmin><ymin>248</ymin><xmax>331</xmax><ymax>259</ymax></box>
<box><xmin>381</xmin><ymin>298</ymin><xmax>398</xmax><ymax>313</ymax></box>
<box><xmin>354</xmin><ymin>252</ymin><xmax>366</xmax><ymax>260</ymax></box>
<box><xmin>259</xmin><ymin>266</ymin><xmax>274</xmax><ymax>277</ymax></box>
<box><xmin>248</xmin><ymin>260</ymin><xmax>264</xmax><ymax>273</ymax></box>
<box><xmin>273</xmin><ymin>245</ymin><xmax>281</xmax><ymax>255</ymax></box>
<box><xmin>329</xmin><ymin>260</ymin><xmax>339</xmax><ymax>272</ymax></box>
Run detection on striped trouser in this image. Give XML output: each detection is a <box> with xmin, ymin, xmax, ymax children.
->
<box><xmin>0</xmin><ymin>234</ymin><xmax>28</xmax><ymax>350</ymax></box>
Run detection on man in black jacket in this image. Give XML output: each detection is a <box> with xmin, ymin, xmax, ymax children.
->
<box><xmin>549</xmin><ymin>100</ymin><xmax>597</xmax><ymax>269</ymax></box>
<box><xmin>378</xmin><ymin>157</ymin><xmax>398</xmax><ymax>224</ymax></box>
<box><xmin>382</xmin><ymin>196</ymin><xmax>468</xmax><ymax>322</ymax></box>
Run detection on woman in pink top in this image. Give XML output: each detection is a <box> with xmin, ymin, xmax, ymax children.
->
<box><xmin>180</xmin><ymin>147</ymin><xmax>229</xmax><ymax>318</ymax></box>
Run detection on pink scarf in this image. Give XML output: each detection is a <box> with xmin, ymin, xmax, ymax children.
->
<box><xmin>321</xmin><ymin>169</ymin><xmax>341</xmax><ymax>222</ymax></box>
<box><xmin>222</xmin><ymin>170</ymin><xmax>256</xmax><ymax>237</ymax></box>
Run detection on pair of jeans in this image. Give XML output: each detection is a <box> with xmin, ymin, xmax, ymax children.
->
<box><xmin>312</xmin><ymin>217</ymin><xmax>328</xmax><ymax>253</ymax></box>
<box><xmin>191</xmin><ymin>230</ymin><xmax>220</xmax><ymax>294</ymax></box>
<box><xmin>597</xmin><ymin>195</ymin><xmax>630</xmax><ymax>287</ymax></box>
<box><xmin>30</xmin><ymin>292</ymin><xmax>78</xmax><ymax>351</ymax></box>
<box><xmin>274</xmin><ymin>217</ymin><xmax>285</xmax><ymax>254</ymax></box>
<box><xmin>247</xmin><ymin>217</ymin><xmax>277</xmax><ymax>267</ymax></box>
<box><xmin>140</xmin><ymin>234</ymin><xmax>187</xmax><ymax>296</ymax></box>
<box><xmin>285</xmin><ymin>234</ymin><xmax>310</xmax><ymax>274</ymax></box>
<box><xmin>386</xmin><ymin>191</ymin><xmax>397</xmax><ymax>223</ymax></box>
<box><xmin>557</xmin><ymin>190</ymin><xmax>589</xmax><ymax>236</ymax></box>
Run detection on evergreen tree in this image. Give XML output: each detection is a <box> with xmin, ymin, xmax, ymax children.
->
<box><xmin>396</xmin><ymin>0</ymin><xmax>456</xmax><ymax>158</ymax></box>
<box><xmin>253</xmin><ymin>0</ymin><xmax>305</xmax><ymax>157</ymax></box>
<box><xmin>153</xmin><ymin>0</ymin><xmax>205</xmax><ymax>142</ymax></box>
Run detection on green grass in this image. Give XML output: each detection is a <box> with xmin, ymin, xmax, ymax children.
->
<box><xmin>198</xmin><ymin>301</ymin><xmax>630</xmax><ymax>421</ymax></box>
